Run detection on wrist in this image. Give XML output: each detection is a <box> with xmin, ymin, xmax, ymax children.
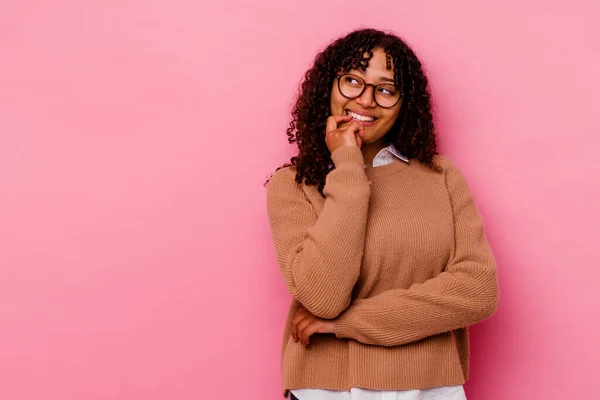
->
<box><xmin>330</xmin><ymin>145</ymin><xmax>364</xmax><ymax>167</ymax></box>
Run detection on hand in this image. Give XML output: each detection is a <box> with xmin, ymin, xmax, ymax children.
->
<box><xmin>325</xmin><ymin>115</ymin><xmax>365</xmax><ymax>153</ymax></box>
<box><xmin>290</xmin><ymin>304</ymin><xmax>336</xmax><ymax>347</ymax></box>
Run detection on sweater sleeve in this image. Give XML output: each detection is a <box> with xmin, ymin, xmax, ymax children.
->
<box><xmin>334</xmin><ymin>160</ymin><xmax>499</xmax><ymax>346</ymax></box>
<box><xmin>266</xmin><ymin>146</ymin><xmax>371</xmax><ymax>319</ymax></box>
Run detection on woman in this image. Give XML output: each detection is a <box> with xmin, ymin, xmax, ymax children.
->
<box><xmin>266</xmin><ymin>28</ymin><xmax>498</xmax><ymax>400</ymax></box>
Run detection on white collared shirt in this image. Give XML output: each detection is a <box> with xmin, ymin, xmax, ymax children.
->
<box><xmin>370</xmin><ymin>143</ymin><xmax>409</xmax><ymax>166</ymax></box>
<box><xmin>291</xmin><ymin>144</ymin><xmax>466</xmax><ymax>400</ymax></box>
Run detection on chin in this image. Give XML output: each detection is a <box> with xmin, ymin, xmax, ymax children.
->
<box><xmin>363</xmin><ymin>133</ymin><xmax>383</xmax><ymax>144</ymax></box>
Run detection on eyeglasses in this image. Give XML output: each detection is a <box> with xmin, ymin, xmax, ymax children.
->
<box><xmin>335</xmin><ymin>74</ymin><xmax>403</xmax><ymax>108</ymax></box>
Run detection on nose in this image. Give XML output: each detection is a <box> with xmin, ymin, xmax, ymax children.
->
<box><xmin>355</xmin><ymin>85</ymin><xmax>377</xmax><ymax>108</ymax></box>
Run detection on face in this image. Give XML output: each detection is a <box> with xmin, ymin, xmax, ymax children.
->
<box><xmin>330</xmin><ymin>48</ymin><xmax>402</xmax><ymax>144</ymax></box>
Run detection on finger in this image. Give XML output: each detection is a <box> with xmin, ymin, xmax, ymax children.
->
<box><xmin>291</xmin><ymin>322</ymin><xmax>297</xmax><ymax>343</ymax></box>
<box><xmin>356</xmin><ymin>126</ymin><xmax>365</xmax><ymax>138</ymax></box>
<box><xmin>299</xmin><ymin>322</ymin><xmax>311</xmax><ymax>346</ymax></box>
<box><xmin>355</xmin><ymin>134</ymin><xmax>363</xmax><ymax>148</ymax></box>
<box><xmin>336</xmin><ymin>120</ymin><xmax>352</xmax><ymax>132</ymax></box>
<box><xmin>326</xmin><ymin>115</ymin><xmax>352</xmax><ymax>133</ymax></box>
<box><xmin>291</xmin><ymin>306</ymin><xmax>307</xmax><ymax>327</ymax></box>
<box><xmin>353</xmin><ymin>124</ymin><xmax>365</xmax><ymax>147</ymax></box>
<box><xmin>336</xmin><ymin>121</ymin><xmax>364</xmax><ymax>148</ymax></box>
<box><xmin>293</xmin><ymin>315</ymin><xmax>313</xmax><ymax>346</ymax></box>
<box><xmin>291</xmin><ymin>308</ymin><xmax>308</xmax><ymax>342</ymax></box>
<box><xmin>300</xmin><ymin>322</ymin><xmax>319</xmax><ymax>347</ymax></box>
<box><xmin>296</xmin><ymin>317</ymin><xmax>314</xmax><ymax>346</ymax></box>
<box><xmin>290</xmin><ymin>312</ymin><xmax>306</xmax><ymax>343</ymax></box>
<box><xmin>342</xmin><ymin>121</ymin><xmax>365</xmax><ymax>136</ymax></box>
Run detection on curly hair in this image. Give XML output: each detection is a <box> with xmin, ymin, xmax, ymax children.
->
<box><xmin>268</xmin><ymin>28</ymin><xmax>440</xmax><ymax>196</ymax></box>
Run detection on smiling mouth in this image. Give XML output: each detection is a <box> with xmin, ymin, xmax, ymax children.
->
<box><xmin>346</xmin><ymin>110</ymin><xmax>377</xmax><ymax>123</ymax></box>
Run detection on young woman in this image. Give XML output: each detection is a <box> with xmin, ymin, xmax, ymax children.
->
<box><xmin>266</xmin><ymin>28</ymin><xmax>498</xmax><ymax>400</ymax></box>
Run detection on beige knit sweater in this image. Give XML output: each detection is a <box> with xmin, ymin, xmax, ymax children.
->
<box><xmin>266</xmin><ymin>145</ymin><xmax>498</xmax><ymax>398</ymax></box>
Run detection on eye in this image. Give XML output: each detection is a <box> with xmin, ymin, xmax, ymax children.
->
<box><xmin>378</xmin><ymin>85</ymin><xmax>397</xmax><ymax>96</ymax></box>
<box><xmin>344</xmin><ymin>76</ymin><xmax>362</xmax><ymax>86</ymax></box>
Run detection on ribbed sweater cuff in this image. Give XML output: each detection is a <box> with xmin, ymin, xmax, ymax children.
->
<box><xmin>330</xmin><ymin>146</ymin><xmax>364</xmax><ymax>167</ymax></box>
<box><xmin>333</xmin><ymin>314</ymin><xmax>354</xmax><ymax>340</ymax></box>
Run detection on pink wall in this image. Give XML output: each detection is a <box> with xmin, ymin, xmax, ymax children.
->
<box><xmin>1</xmin><ymin>1</ymin><xmax>598</xmax><ymax>399</ymax></box>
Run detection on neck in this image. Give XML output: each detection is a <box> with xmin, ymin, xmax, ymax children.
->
<box><xmin>361</xmin><ymin>139</ymin><xmax>386</xmax><ymax>166</ymax></box>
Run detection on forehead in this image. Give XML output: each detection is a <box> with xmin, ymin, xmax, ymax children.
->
<box><xmin>346</xmin><ymin>49</ymin><xmax>394</xmax><ymax>80</ymax></box>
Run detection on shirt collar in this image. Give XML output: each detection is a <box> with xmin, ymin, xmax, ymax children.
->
<box><xmin>381</xmin><ymin>144</ymin><xmax>409</xmax><ymax>163</ymax></box>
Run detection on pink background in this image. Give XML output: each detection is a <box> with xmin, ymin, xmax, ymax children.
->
<box><xmin>1</xmin><ymin>1</ymin><xmax>599</xmax><ymax>399</ymax></box>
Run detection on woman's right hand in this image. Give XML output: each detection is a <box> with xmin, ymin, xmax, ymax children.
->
<box><xmin>325</xmin><ymin>115</ymin><xmax>365</xmax><ymax>153</ymax></box>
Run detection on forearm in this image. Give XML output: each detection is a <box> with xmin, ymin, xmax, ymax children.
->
<box><xmin>334</xmin><ymin>263</ymin><xmax>498</xmax><ymax>346</ymax></box>
<box><xmin>268</xmin><ymin>146</ymin><xmax>371</xmax><ymax>318</ymax></box>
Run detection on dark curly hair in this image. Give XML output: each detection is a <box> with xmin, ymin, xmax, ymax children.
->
<box><xmin>268</xmin><ymin>28</ymin><xmax>440</xmax><ymax>196</ymax></box>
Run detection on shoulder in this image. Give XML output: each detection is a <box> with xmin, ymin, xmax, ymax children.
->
<box><xmin>267</xmin><ymin>166</ymin><xmax>298</xmax><ymax>192</ymax></box>
<box><xmin>431</xmin><ymin>154</ymin><xmax>463</xmax><ymax>182</ymax></box>
<box><xmin>266</xmin><ymin>166</ymin><xmax>304</xmax><ymax>205</ymax></box>
<box><xmin>431</xmin><ymin>154</ymin><xmax>458</xmax><ymax>172</ymax></box>
<box><xmin>430</xmin><ymin>155</ymin><xmax>476</xmax><ymax>198</ymax></box>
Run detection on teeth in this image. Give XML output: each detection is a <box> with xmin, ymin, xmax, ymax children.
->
<box><xmin>347</xmin><ymin>111</ymin><xmax>375</xmax><ymax>122</ymax></box>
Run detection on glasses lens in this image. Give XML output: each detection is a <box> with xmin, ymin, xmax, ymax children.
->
<box><xmin>339</xmin><ymin>74</ymin><xmax>401</xmax><ymax>108</ymax></box>
<box><xmin>339</xmin><ymin>75</ymin><xmax>365</xmax><ymax>98</ymax></box>
<box><xmin>374</xmin><ymin>84</ymin><xmax>401</xmax><ymax>108</ymax></box>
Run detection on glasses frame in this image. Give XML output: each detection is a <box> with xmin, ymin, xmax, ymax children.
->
<box><xmin>335</xmin><ymin>74</ymin><xmax>403</xmax><ymax>108</ymax></box>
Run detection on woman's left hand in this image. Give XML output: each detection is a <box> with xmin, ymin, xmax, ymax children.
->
<box><xmin>290</xmin><ymin>305</ymin><xmax>336</xmax><ymax>347</ymax></box>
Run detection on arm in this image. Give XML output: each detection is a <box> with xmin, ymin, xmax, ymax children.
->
<box><xmin>267</xmin><ymin>146</ymin><xmax>371</xmax><ymax>319</ymax></box>
<box><xmin>334</xmin><ymin>160</ymin><xmax>499</xmax><ymax>346</ymax></box>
